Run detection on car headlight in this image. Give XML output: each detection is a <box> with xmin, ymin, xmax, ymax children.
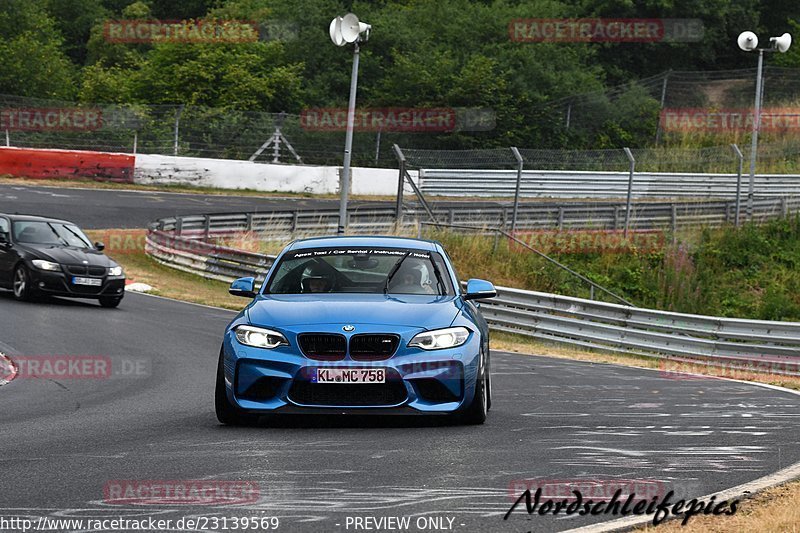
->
<box><xmin>108</xmin><ymin>266</ymin><xmax>123</xmax><ymax>276</ymax></box>
<box><xmin>235</xmin><ymin>325</ymin><xmax>288</xmax><ymax>349</ymax></box>
<box><xmin>32</xmin><ymin>259</ymin><xmax>61</xmax><ymax>272</ymax></box>
<box><xmin>408</xmin><ymin>326</ymin><xmax>470</xmax><ymax>350</ymax></box>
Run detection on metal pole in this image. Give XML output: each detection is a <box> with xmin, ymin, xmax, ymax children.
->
<box><xmin>747</xmin><ymin>50</ymin><xmax>764</xmax><ymax>221</ymax></box>
<box><xmin>375</xmin><ymin>126</ymin><xmax>382</xmax><ymax>164</ymax></box>
<box><xmin>565</xmin><ymin>104</ymin><xmax>571</xmax><ymax>129</ymax></box>
<box><xmin>173</xmin><ymin>104</ymin><xmax>184</xmax><ymax>156</ymax></box>
<box><xmin>338</xmin><ymin>42</ymin><xmax>360</xmax><ymax>235</ymax></box>
<box><xmin>133</xmin><ymin>131</ymin><xmax>138</xmax><ymax>154</ymax></box>
<box><xmin>655</xmin><ymin>70</ymin><xmax>670</xmax><ymax>144</ymax></box>
<box><xmin>4</xmin><ymin>129</ymin><xmax>9</xmax><ymax>147</ymax></box>
<box><xmin>623</xmin><ymin>147</ymin><xmax>635</xmax><ymax>238</ymax></box>
<box><xmin>393</xmin><ymin>144</ymin><xmax>405</xmax><ymax>227</ymax></box>
<box><xmin>510</xmin><ymin>147</ymin><xmax>523</xmax><ymax>233</ymax></box>
<box><xmin>731</xmin><ymin>143</ymin><xmax>744</xmax><ymax>226</ymax></box>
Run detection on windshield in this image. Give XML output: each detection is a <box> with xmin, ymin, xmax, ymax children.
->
<box><xmin>266</xmin><ymin>247</ymin><xmax>454</xmax><ymax>295</ymax></box>
<box><xmin>12</xmin><ymin>221</ymin><xmax>93</xmax><ymax>248</ymax></box>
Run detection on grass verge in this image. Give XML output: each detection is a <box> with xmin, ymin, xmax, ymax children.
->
<box><xmin>85</xmin><ymin>229</ymin><xmax>246</xmax><ymax>311</ymax></box>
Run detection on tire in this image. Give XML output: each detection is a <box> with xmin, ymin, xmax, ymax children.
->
<box><xmin>459</xmin><ymin>353</ymin><xmax>488</xmax><ymax>425</ymax></box>
<box><xmin>99</xmin><ymin>296</ymin><xmax>123</xmax><ymax>308</ymax></box>
<box><xmin>215</xmin><ymin>350</ymin><xmax>257</xmax><ymax>426</ymax></box>
<box><xmin>12</xmin><ymin>263</ymin><xmax>33</xmax><ymax>302</ymax></box>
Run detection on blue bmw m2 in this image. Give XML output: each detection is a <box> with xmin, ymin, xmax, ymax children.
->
<box><xmin>216</xmin><ymin>236</ymin><xmax>497</xmax><ymax>425</ymax></box>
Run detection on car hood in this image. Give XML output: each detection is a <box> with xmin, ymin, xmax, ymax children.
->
<box><xmin>247</xmin><ymin>293</ymin><xmax>462</xmax><ymax>328</ymax></box>
<box><xmin>19</xmin><ymin>244</ymin><xmax>115</xmax><ymax>267</ymax></box>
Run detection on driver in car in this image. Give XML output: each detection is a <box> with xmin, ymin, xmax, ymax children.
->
<box><xmin>302</xmin><ymin>262</ymin><xmax>333</xmax><ymax>293</ymax></box>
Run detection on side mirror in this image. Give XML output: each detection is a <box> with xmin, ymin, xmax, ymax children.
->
<box><xmin>229</xmin><ymin>277</ymin><xmax>257</xmax><ymax>298</ymax></box>
<box><xmin>464</xmin><ymin>278</ymin><xmax>497</xmax><ymax>301</ymax></box>
<box><xmin>0</xmin><ymin>232</ymin><xmax>8</xmax><ymax>245</ymax></box>
<box><xmin>94</xmin><ymin>241</ymin><xmax>105</xmax><ymax>251</ymax></box>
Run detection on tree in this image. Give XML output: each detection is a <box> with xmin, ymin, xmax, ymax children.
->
<box><xmin>0</xmin><ymin>0</ymin><xmax>76</xmax><ymax>98</ymax></box>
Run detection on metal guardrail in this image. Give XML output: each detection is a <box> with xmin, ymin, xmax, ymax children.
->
<box><xmin>145</xmin><ymin>210</ymin><xmax>800</xmax><ymax>375</ymax></box>
<box><xmin>418</xmin><ymin>169</ymin><xmax>800</xmax><ymax>199</ymax></box>
<box><xmin>149</xmin><ymin>197</ymin><xmax>800</xmax><ymax>242</ymax></box>
<box><xmin>480</xmin><ymin>287</ymin><xmax>800</xmax><ymax>375</ymax></box>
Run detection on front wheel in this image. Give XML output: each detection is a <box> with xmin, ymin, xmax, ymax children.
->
<box><xmin>99</xmin><ymin>296</ymin><xmax>123</xmax><ymax>308</ymax></box>
<box><xmin>12</xmin><ymin>264</ymin><xmax>33</xmax><ymax>301</ymax></box>
<box><xmin>459</xmin><ymin>355</ymin><xmax>488</xmax><ymax>425</ymax></box>
<box><xmin>215</xmin><ymin>350</ymin><xmax>257</xmax><ymax>426</ymax></box>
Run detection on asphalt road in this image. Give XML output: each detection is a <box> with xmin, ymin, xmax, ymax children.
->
<box><xmin>1</xmin><ymin>291</ymin><xmax>799</xmax><ymax>532</ymax></box>
<box><xmin>0</xmin><ymin>184</ymin><xmax>349</xmax><ymax>229</ymax></box>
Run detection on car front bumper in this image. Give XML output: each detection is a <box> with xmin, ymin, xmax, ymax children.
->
<box><xmin>29</xmin><ymin>268</ymin><xmax>125</xmax><ymax>299</ymax></box>
<box><xmin>221</xmin><ymin>325</ymin><xmax>482</xmax><ymax>415</ymax></box>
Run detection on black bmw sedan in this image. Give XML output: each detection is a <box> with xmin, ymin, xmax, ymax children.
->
<box><xmin>0</xmin><ymin>214</ymin><xmax>125</xmax><ymax>307</ymax></box>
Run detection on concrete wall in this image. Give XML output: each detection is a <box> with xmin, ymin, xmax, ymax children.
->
<box><xmin>0</xmin><ymin>147</ymin><xmax>417</xmax><ymax>196</ymax></box>
<box><xmin>0</xmin><ymin>147</ymin><xmax>134</xmax><ymax>182</ymax></box>
<box><xmin>133</xmin><ymin>153</ymin><xmax>417</xmax><ymax>196</ymax></box>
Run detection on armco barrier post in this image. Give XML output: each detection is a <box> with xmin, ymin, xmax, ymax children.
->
<box><xmin>510</xmin><ymin>147</ymin><xmax>524</xmax><ymax>233</ymax></box>
<box><xmin>731</xmin><ymin>143</ymin><xmax>744</xmax><ymax>227</ymax></box>
<box><xmin>623</xmin><ymin>147</ymin><xmax>635</xmax><ymax>238</ymax></box>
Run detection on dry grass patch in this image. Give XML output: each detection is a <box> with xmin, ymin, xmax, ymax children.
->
<box><xmin>85</xmin><ymin>229</ymin><xmax>246</xmax><ymax>311</ymax></box>
<box><xmin>637</xmin><ymin>479</ymin><xmax>800</xmax><ymax>532</ymax></box>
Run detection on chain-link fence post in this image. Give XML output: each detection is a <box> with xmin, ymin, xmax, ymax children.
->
<box><xmin>623</xmin><ymin>147</ymin><xmax>636</xmax><ymax>238</ymax></box>
<box><xmin>173</xmin><ymin>104</ymin><xmax>184</xmax><ymax>156</ymax></box>
<box><xmin>731</xmin><ymin>144</ymin><xmax>744</xmax><ymax>227</ymax></box>
<box><xmin>393</xmin><ymin>144</ymin><xmax>406</xmax><ymax>228</ymax></box>
<box><xmin>510</xmin><ymin>146</ymin><xmax>523</xmax><ymax>233</ymax></box>
<box><xmin>4</xmin><ymin>129</ymin><xmax>9</xmax><ymax>147</ymax></box>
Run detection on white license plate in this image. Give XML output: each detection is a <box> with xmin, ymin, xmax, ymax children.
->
<box><xmin>72</xmin><ymin>277</ymin><xmax>102</xmax><ymax>286</ymax></box>
<box><xmin>314</xmin><ymin>368</ymin><xmax>386</xmax><ymax>384</ymax></box>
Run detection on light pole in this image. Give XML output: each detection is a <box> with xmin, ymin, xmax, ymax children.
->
<box><xmin>737</xmin><ymin>31</ymin><xmax>792</xmax><ymax>219</ymax></box>
<box><xmin>330</xmin><ymin>13</ymin><xmax>371</xmax><ymax>235</ymax></box>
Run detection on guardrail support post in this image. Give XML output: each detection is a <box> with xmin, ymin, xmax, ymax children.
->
<box><xmin>623</xmin><ymin>147</ymin><xmax>636</xmax><ymax>238</ymax></box>
<box><xmin>731</xmin><ymin>143</ymin><xmax>744</xmax><ymax>227</ymax></box>
<box><xmin>203</xmin><ymin>215</ymin><xmax>210</xmax><ymax>240</ymax></box>
<box><xmin>246</xmin><ymin>213</ymin><xmax>253</xmax><ymax>231</ymax></box>
<box><xmin>393</xmin><ymin>144</ymin><xmax>406</xmax><ymax>228</ymax></box>
<box><xmin>671</xmin><ymin>204</ymin><xmax>677</xmax><ymax>237</ymax></box>
<box><xmin>175</xmin><ymin>216</ymin><xmax>183</xmax><ymax>236</ymax></box>
<box><xmin>510</xmin><ymin>147</ymin><xmax>524</xmax><ymax>233</ymax></box>
<box><xmin>781</xmin><ymin>197</ymin><xmax>788</xmax><ymax>218</ymax></box>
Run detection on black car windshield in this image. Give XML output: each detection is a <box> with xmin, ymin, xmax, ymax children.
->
<box><xmin>12</xmin><ymin>221</ymin><xmax>93</xmax><ymax>248</ymax></box>
<box><xmin>267</xmin><ymin>247</ymin><xmax>455</xmax><ymax>295</ymax></box>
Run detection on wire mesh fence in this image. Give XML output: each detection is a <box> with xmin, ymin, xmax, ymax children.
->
<box><xmin>3</xmin><ymin>67</ymin><xmax>800</xmax><ymax>169</ymax></box>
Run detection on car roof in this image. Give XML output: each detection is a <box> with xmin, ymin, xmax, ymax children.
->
<box><xmin>287</xmin><ymin>235</ymin><xmax>440</xmax><ymax>252</ymax></box>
